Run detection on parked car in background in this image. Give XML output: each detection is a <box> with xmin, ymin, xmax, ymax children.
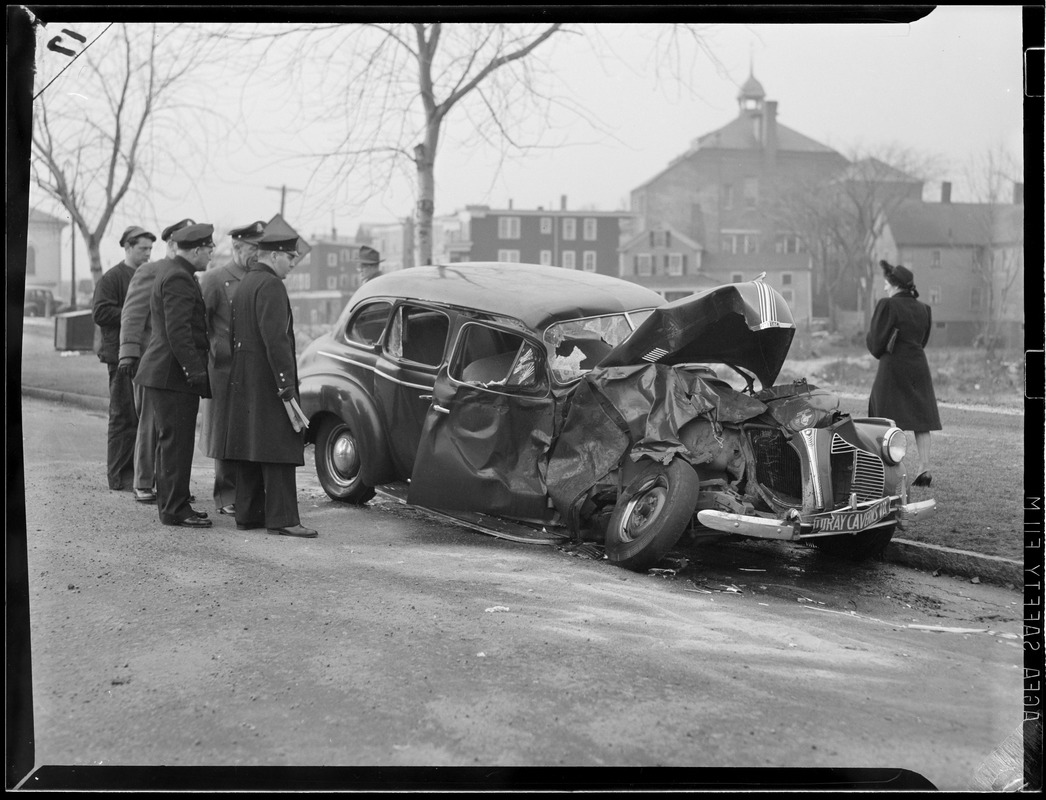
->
<box><xmin>23</xmin><ymin>286</ymin><xmax>67</xmax><ymax>317</ymax></box>
<box><xmin>297</xmin><ymin>263</ymin><xmax>936</xmax><ymax>572</ymax></box>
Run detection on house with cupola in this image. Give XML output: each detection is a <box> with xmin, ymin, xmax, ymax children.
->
<box><xmin>623</xmin><ymin>70</ymin><xmax>851</xmax><ymax>324</ymax></box>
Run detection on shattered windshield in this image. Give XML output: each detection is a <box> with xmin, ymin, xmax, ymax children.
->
<box><xmin>543</xmin><ymin>310</ymin><xmax>655</xmax><ymax>383</ymax></box>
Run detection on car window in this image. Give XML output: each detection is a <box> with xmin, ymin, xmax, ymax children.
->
<box><xmin>543</xmin><ymin>310</ymin><xmax>653</xmax><ymax>383</ymax></box>
<box><xmin>386</xmin><ymin>305</ymin><xmax>449</xmax><ymax>367</ymax></box>
<box><xmin>451</xmin><ymin>323</ymin><xmax>545</xmax><ymax>391</ymax></box>
<box><xmin>345</xmin><ymin>301</ymin><xmax>392</xmax><ymax>347</ymax></box>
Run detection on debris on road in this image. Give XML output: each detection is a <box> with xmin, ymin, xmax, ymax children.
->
<box><xmin>908</xmin><ymin>623</ymin><xmax>990</xmax><ymax>634</ymax></box>
<box><xmin>648</xmin><ymin>568</ymin><xmax>677</xmax><ymax>578</ymax></box>
<box><xmin>484</xmin><ymin>606</ymin><xmax>510</xmax><ymax>613</ymax></box>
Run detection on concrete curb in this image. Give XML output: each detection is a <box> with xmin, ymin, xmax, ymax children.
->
<box><xmin>21</xmin><ymin>386</ymin><xmax>109</xmax><ymax>414</ymax></box>
<box><xmin>885</xmin><ymin>538</ymin><xmax>1022</xmax><ymax>588</ymax></box>
<box><xmin>19</xmin><ymin>386</ymin><xmax>1024</xmax><ymax>589</ymax></box>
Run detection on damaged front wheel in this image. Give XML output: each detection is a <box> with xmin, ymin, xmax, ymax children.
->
<box><xmin>604</xmin><ymin>459</ymin><xmax>700</xmax><ymax>572</ymax></box>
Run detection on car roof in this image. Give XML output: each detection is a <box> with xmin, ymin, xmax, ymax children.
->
<box><xmin>349</xmin><ymin>262</ymin><xmax>665</xmax><ymax>331</ymax></box>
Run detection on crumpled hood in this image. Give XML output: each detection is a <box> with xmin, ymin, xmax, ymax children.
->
<box><xmin>597</xmin><ymin>281</ymin><xmax>796</xmax><ymax>387</ymax></box>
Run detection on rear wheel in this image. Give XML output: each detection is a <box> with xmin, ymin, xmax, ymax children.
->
<box><xmin>812</xmin><ymin>525</ymin><xmax>895</xmax><ymax>561</ymax></box>
<box><xmin>604</xmin><ymin>460</ymin><xmax>700</xmax><ymax>572</ymax></box>
<box><xmin>315</xmin><ymin>417</ymin><xmax>376</xmax><ymax>504</ymax></box>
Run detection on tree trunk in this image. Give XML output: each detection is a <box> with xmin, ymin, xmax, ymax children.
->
<box><xmin>414</xmin><ymin>126</ymin><xmax>439</xmax><ymax>267</ymax></box>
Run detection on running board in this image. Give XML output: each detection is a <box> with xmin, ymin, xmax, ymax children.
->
<box><xmin>376</xmin><ymin>483</ymin><xmax>570</xmax><ymax>546</ymax></box>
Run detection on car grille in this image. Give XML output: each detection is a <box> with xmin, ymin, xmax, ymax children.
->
<box><xmin>748</xmin><ymin>428</ymin><xmax>802</xmax><ymax>502</ymax></box>
<box><xmin>831</xmin><ymin>434</ymin><xmax>885</xmax><ymax>505</ymax></box>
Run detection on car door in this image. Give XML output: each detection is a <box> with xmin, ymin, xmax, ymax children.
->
<box><xmin>374</xmin><ymin>303</ymin><xmax>452</xmax><ymax>478</ymax></box>
<box><xmin>407</xmin><ymin>321</ymin><xmax>556</xmax><ymax>521</ymax></box>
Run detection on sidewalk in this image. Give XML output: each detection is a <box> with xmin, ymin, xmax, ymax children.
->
<box><xmin>16</xmin><ymin>317</ymin><xmax>1023</xmax><ymax>588</ymax></box>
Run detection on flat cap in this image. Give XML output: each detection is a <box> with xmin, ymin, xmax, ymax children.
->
<box><xmin>119</xmin><ymin>225</ymin><xmax>156</xmax><ymax>247</ymax></box>
<box><xmin>161</xmin><ymin>218</ymin><xmax>196</xmax><ymax>242</ymax></box>
<box><xmin>170</xmin><ymin>223</ymin><xmax>215</xmax><ymax>249</ymax></box>
<box><xmin>229</xmin><ymin>220</ymin><xmax>266</xmax><ymax>243</ymax></box>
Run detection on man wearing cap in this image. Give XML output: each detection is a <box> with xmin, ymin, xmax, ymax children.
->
<box><xmin>92</xmin><ymin>225</ymin><xmax>156</xmax><ymax>491</ymax></box>
<box><xmin>355</xmin><ymin>245</ymin><xmax>384</xmax><ymax>285</ymax></box>
<box><xmin>216</xmin><ymin>219</ymin><xmax>318</xmax><ymax>538</ymax></box>
<box><xmin>118</xmin><ymin>218</ymin><xmax>196</xmax><ymax>503</ymax></box>
<box><xmin>198</xmin><ymin>220</ymin><xmax>265</xmax><ymax>517</ymax></box>
<box><xmin>134</xmin><ymin>223</ymin><xmax>215</xmax><ymax>528</ymax></box>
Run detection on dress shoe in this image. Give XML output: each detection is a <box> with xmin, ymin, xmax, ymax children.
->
<box><xmin>267</xmin><ymin>524</ymin><xmax>318</xmax><ymax>538</ymax></box>
<box><xmin>188</xmin><ymin>507</ymin><xmax>209</xmax><ymax>519</ymax></box>
<box><xmin>134</xmin><ymin>488</ymin><xmax>157</xmax><ymax>503</ymax></box>
<box><xmin>219</xmin><ymin>504</ymin><xmax>236</xmax><ymax>515</ymax></box>
<box><xmin>166</xmin><ymin>515</ymin><xmax>213</xmax><ymax>529</ymax></box>
<box><xmin>913</xmin><ymin>471</ymin><xmax>933</xmax><ymax>488</ymax></box>
<box><xmin>236</xmin><ymin>521</ymin><xmax>265</xmax><ymax>531</ymax></box>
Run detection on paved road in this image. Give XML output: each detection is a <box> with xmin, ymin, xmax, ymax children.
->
<box><xmin>11</xmin><ymin>397</ymin><xmax>1025</xmax><ymax>791</ymax></box>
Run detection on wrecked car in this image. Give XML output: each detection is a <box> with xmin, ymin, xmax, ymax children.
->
<box><xmin>297</xmin><ymin>262</ymin><xmax>936</xmax><ymax>572</ymax></box>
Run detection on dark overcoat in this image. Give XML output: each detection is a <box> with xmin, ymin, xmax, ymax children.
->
<box><xmin>198</xmin><ymin>260</ymin><xmax>248</xmax><ymax>457</ymax></box>
<box><xmin>216</xmin><ymin>263</ymin><xmax>304</xmax><ymax>465</ymax></box>
<box><xmin>866</xmin><ymin>293</ymin><xmax>941</xmax><ymax>431</ymax></box>
<box><xmin>134</xmin><ymin>257</ymin><xmax>212</xmax><ymax>398</ymax></box>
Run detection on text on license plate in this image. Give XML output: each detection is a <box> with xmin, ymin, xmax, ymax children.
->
<box><xmin>812</xmin><ymin>498</ymin><xmax>891</xmax><ymax>533</ymax></box>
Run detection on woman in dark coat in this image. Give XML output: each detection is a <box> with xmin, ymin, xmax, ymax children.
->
<box><xmin>866</xmin><ymin>260</ymin><xmax>941</xmax><ymax>488</ymax></box>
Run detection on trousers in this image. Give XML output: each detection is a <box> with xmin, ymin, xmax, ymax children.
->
<box><xmin>232</xmin><ymin>461</ymin><xmax>300</xmax><ymax>530</ymax></box>
<box><xmin>213</xmin><ymin>459</ymin><xmax>237</xmax><ymax>509</ymax></box>
<box><xmin>132</xmin><ymin>381</ymin><xmax>156</xmax><ymax>492</ymax></box>
<box><xmin>146</xmin><ymin>387</ymin><xmax>200</xmax><ymax>524</ymax></box>
<box><xmin>105</xmin><ymin>363</ymin><xmax>138</xmax><ymax>490</ymax></box>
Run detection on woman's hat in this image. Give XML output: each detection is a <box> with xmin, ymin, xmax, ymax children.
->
<box><xmin>880</xmin><ymin>259</ymin><xmax>915</xmax><ymax>289</ymax></box>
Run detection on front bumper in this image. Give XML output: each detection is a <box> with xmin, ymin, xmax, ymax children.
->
<box><xmin>696</xmin><ymin>496</ymin><xmax>936</xmax><ymax>541</ymax></box>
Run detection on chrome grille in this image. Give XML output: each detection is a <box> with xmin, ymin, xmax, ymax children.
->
<box><xmin>831</xmin><ymin>434</ymin><xmax>885</xmax><ymax>504</ymax></box>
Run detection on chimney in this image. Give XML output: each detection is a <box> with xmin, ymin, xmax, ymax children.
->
<box><xmin>763</xmin><ymin>100</ymin><xmax>778</xmax><ymax>170</ymax></box>
<box><xmin>1014</xmin><ymin>181</ymin><xmax>1024</xmax><ymax>205</ymax></box>
<box><xmin>508</xmin><ymin>198</ymin><xmax>513</xmax><ymax>210</ymax></box>
<box><xmin>560</xmin><ymin>195</ymin><xmax>567</xmax><ymax>211</ymax></box>
<box><xmin>941</xmin><ymin>182</ymin><xmax>952</xmax><ymax>203</ymax></box>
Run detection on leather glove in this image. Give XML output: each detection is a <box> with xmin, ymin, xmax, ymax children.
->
<box><xmin>117</xmin><ymin>356</ymin><xmax>139</xmax><ymax>378</ymax></box>
<box><xmin>186</xmin><ymin>372</ymin><xmax>209</xmax><ymax>391</ymax></box>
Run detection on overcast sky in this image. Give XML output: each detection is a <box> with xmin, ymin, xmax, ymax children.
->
<box><xmin>27</xmin><ymin>6</ymin><xmax>1026</xmax><ymax>277</ymax></box>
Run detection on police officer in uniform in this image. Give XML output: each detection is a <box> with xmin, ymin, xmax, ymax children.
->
<box><xmin>217</xmin><ymin>218</ymin><xmax>318</xmax><ymax>538</ymax></box>
<box><xmin>199</xmin><ymin>220</ymin><xmax>266</xmax><ymax>516</ymax></box>
<box><xmin>134</xmin><ymin>223</ymin><xmax>215</xmax><ymax>528</ymax></box>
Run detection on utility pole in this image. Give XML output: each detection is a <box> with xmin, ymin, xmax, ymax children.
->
<box><xmin>69</xmin><ymin>222</ymin><xmax>77</xmax><ymax>310</ymax></box>
<box><xmin>266</xmin><ymin>184</ymin><xmax>301</xmax><ymax>217</ymax></box>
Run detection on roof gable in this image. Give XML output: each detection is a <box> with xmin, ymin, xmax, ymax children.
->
<box><xmin>886</xmin><ymin>199</ymin><xmax>1024</xmax><ymax>246</ymax></box>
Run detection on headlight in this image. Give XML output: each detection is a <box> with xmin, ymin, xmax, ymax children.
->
<box><xmin>881</xmin><ymin>427</ymin><xmax>906</xmax><ymax>465</ymax></box>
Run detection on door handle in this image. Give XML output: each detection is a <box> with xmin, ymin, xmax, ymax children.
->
<box><xmin>419</xmin><ymin>394</ymin><xmax>432</xmax><ymax>400</ymax></box>
<box><xmin>432</xmin><ymin>404</ymin><xmax>450</xmax><ymax>415</ymax></box>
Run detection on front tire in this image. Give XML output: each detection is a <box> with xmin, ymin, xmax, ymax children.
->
<box><xmin>315</xmin><ymin>417</ymin><xmax>376</xmax><ymax>504</ymax></box>
<box><xmin>812</xmin><ymin>525</ymin><xmax>895</xmax><ymax>561</ymax></box>
<box><xmin>605</xmin><ymin>459</ymin><xmax>700</xmax><ymax>572</ymax></box>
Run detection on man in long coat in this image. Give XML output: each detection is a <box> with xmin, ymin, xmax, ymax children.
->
<box><xmin>134</xmin><ymin>223</ymin><xmax>215</xmax><ymax>528</ymax></box>
<box><xmin>118</xmin><ymin>217</ymin><xmax>196</xmax><ymax>503</ymax></box>
<box><xmin>216</xmin><ymin>220</ymin><xmax>318</xmax><ymax>538</ymax></box>
<box><xmin>198</xmin><ymin>220</ymin><xmax>266</xmax><ymax>516</ymax></box>
<box><xmin>93</xmin><ymin>225</ymin><xmax>156</xmax><ymax>490</ymax></box>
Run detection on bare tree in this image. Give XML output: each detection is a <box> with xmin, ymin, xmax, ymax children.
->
<box><xmin>31</xmin><ymin>23</ymin><xmax>220</xmax><ymax>283</ymax></box>
<box><xmin>963</xmin><ymin>146</ymin><xmax>1024</xmax><ymax>359</ymax></box>
<box><xmin>217</xmin><ymin>22</ymin><xmax>725</xmax><ymax>267</ymax></box>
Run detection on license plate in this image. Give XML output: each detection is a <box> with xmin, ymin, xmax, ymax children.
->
<box><xmin>811</xmin><ymin>498</ymin><xmax>892</xmax><ymax>533</ymax></box>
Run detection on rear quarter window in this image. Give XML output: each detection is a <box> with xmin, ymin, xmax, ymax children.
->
<box><xmin>345</xmin><ymin>301</ymin><xmax>393</xmax><ymax>347</ymax></box>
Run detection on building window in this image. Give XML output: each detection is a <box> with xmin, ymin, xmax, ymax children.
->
<box><xmin>931</xmin><ymin>250</ymin><xmax>941</xmax><ymax>268</ymax></box>
<box><xmin>636</xmin><ymin>254</ymin><xmax>652</xmax><ymax>276</ymax></box>
<box><xmin>583</xmin><ymin>218</ymin><xmax>597</xmax><ymax>240</ymax></box>
<box><xmin>781</xmin><ymin>272</ymin><xmax>793</xmax><ymax>286</ymax></box>
<box><xmin>562</xmin><ymin>251</ymin><xmax>576</xmax><ymax>270</ymax></box>
<box><xmin>498</xmin><ymin>216</ymin><xmax>521</xmax><ymax>239</ymax></box>
<box><xmin>970</xmin><ymin>286</ymin><xmax>985</xmax><ymax>310</ymax></box>
<box><xmin>721</xmin><ymin>234</ymin><xmax>737</xmax><ymax>254</ymax></box>
<box><xmin>539</xmin><ymin>250</ymin><xmax>552</xmax><ymax>265</ymax></box>
<box><xmin>27</xmin><ymin>245</ymin><xmax>35</xmax><ymax>275</ymax></box>
<box><xmin>582</xmin><ymin>251</ymin><xmax>597</xmax><ymax>272</ymax></box>
<box><xmin>743</xmin><ymin>234</ymin><xmax>760</xmax><ymax>254</ymax></box>
<box><xmin>781</xmin><ymin>289</ymin><xmax>794</xmax><ymax>304</ymax></box>
<box><xmin>743</xmin><ymin>176</ymin><xmax>758</xmax><ymax>208</ymax></box>
<box><xmin>562</xmin><ymin>218</ymin><xmax>576</xmax><ymax>240</ymax></box>
<box><xmin>497</xmin><ymin>249</ymin><xmax>520</xmax><ymax>263</ymax></box>
<box><xmin>775</xmin><ymin>234</ymin><xmax>804</xmax><ymax>254</ymax></box>
<box><xmin>668</xmin><ymin>254</ymin><xmax>684</xmax><ymax>276</ymax></box>
<box><xmin>730</xmin><ymin>272</ymin><xmax>744</xmax><ymax>283</ymax></box>
<box><xmin>540</xmin><ymin>217</ymin><xmax>552</xmax><ymax>234</ymax></box>
<box><xmin>929</xmin><ymin>286</ymin><xmax>942</xmax><ymax>305</ymax></box>
<box><xmin>722</xmin><ymin>184</ymin><xmax>734</xmax><ymax>209</ymax></box>
<box><xmin>327</xmin><ymin>252</ymin><xmax>338</xmax><ymax>267</ymax></box>
<box><xmin>327</xmin><ymin>276</ymin><xmax>337</xmax><ymax>289</ymax></box>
